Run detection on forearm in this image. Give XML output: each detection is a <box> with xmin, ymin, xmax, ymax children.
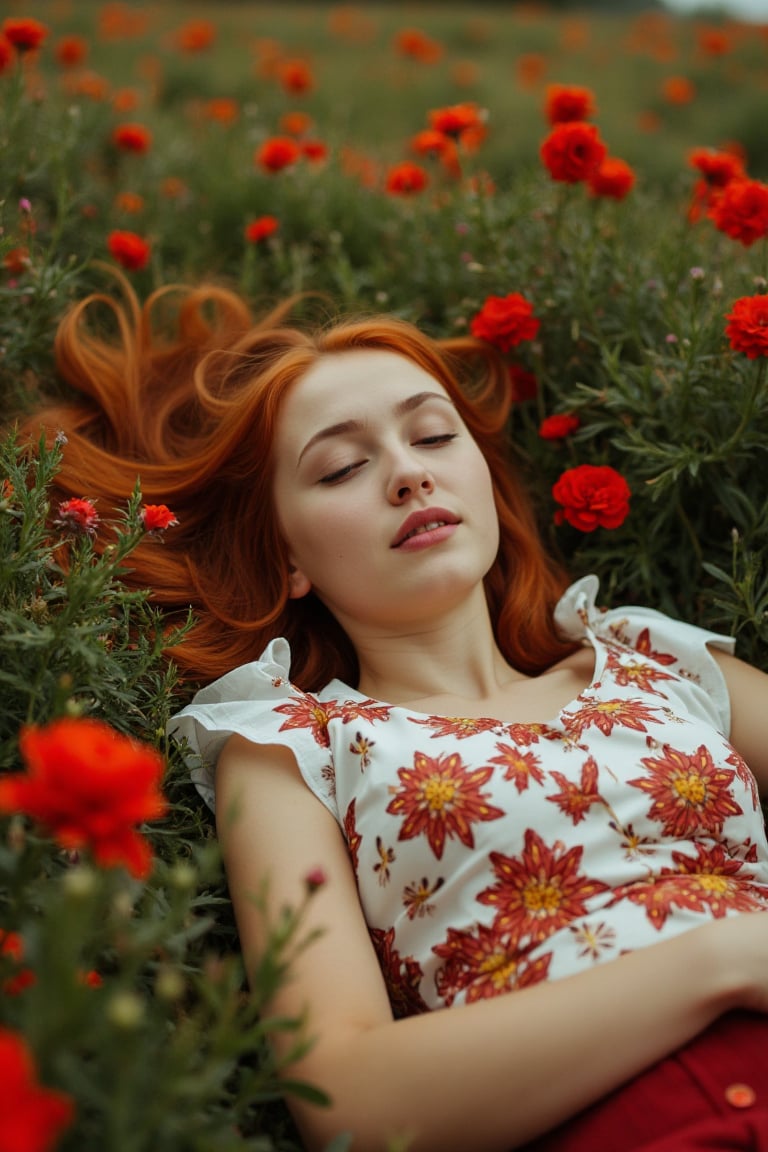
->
<box><xmin>292</xmin><ymin>921</ymin><xmax>748</xmax><ymax>1152</ymax></box>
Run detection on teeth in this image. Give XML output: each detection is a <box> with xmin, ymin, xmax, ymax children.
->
<box><xmin>405</xmin><ymin>520</ymin><xmax>445</xmax><ymax>541</ymax></box>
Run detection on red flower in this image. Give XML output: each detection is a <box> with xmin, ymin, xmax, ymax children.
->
<box><xmin>0</xmin><ymin>717</ymin><xmax>167</xmax><ymax>879</ymax></box>
<box><xmin>0</xmin><ymin>930</ymin><xmax>36</xmax><ymax>996</ymax></box>
<box><xmin>255</xmin><ymin>136</ymin><xmax>301</xmax><ymax>173</ymax></box>
<box><xmin>304</xmin><ymin>867</ymin><xmax>327</xmax><ymax>894</ymax></box>
<box><xmin>107</xmin><ymin>230</ymin><xmax>151</xmax><ymax>271</ymax></box>
<box><xmin>140</xmin><ymin>503</ymin><xmax>179</xmax><ymax>532</ymax></box>
<box><xmin>552</xmin><ymin>464</ymin><xmax>631</xmax><ymax>531</ymax></box>
<box><xmin>725</xmin><ymin>295</ymin><xmax>768</xmax><ymax>359</ymax></box>
<box><xmin>2</xmin><ymin>18</ymin><xmax>48</xmax><ymax>52</ymax></box>
<box><xmin>470</xmin><ymin>293</ymin><xmax>540</xmax><ymax>353</ymax></box>
<box><xmin>539</xmin><ymin>413</ymin><xmax>580</xmax><ymax>439</ymax></box>
<box><xmin>410</xmin><ymin>129</ymin><xmax>451</xmax><ymax>157</ymax></box>
<box><xmin>662</xmin><ymin>76</ymin><xmax>695</xmax><ymax>105</ymax></box>
<box><xmin>629</xmin><ymin>744</ymin><xmax>741</xmax><ymax>839</ymax></box>
<box><xmin>112</xmin><ymin>122</ymin><xmax>152</xmax><ymax>153</ymax></box>
<box><xmin>175</xmin><ymin>19</ymin><xmax>216</xmax><ymax>52</ymax></box>
<box><xmin>395</xmin><ymin>27</ymin><xmax>443</xmax><ymax>63</ymax></box>
<box><xmin>0</xmin><ymin>1028</ymin><xmax>74</xmax><ymax>1152</ymax></box>
<box><xmin>508</xmin><ymin>363</ymin><xmax>538</xmax><ymax>402</ymax></box>
<box><xmin>710</xmin><ymin>178</ymin><xmax>768</xmax><ymax>247</ymax></box>
<box><xmin>588</xmin><ymin>157</ymin><xmax>636</xmax><ymax>201</ymax></box>
<box><xmin>428</xmin><ymin>102</ymin><xmax>484</xmax><ymax>140</ymax></box>
<box><xmin>544</xmin><ymin>84</ymin><xmax>596</xmax><ymax>124</ymax></box>
<box><xmin>0</xmin><ymin>36</ymin><xmax>12</xmax><ymax>72</ymax></box>
<box><xmin>54</xmin><ymin>497</ymin><xmax>100</xmax><ymax>535</ymax></box>
<box><xmin>278</xmin><ymin>58</ymin><xmax>314</xmax><ymax>94</ymax></box>
<box><xmin>244</xmin><ymin>215</ymin><xmax>279</xmax><ymax>243</ymax></box>
<box><xmin>688</xmin><ymin>147</ymin><xmax>744</xmax><ymax>189</ymax></box>
<box><xmin>3</xmin><ymin>246</ymin><xmax>30</xmax><ymax>275</ymax></box>
<box><xmin>540</xmin><ymin>121</ymin><xmax>607</xmax><ymax>184</ymax></box>
<box><xmin>385</xmin><ymin>161</ymin><xmax>428</xmax><ymax>195</ymax></box>
<box><xmin>301</xmin><ymin>139</ymin><xmax>328</xmax><ymax>163</ymax></box>
<box><xmin>55</xmin><ymin>34</ymin><xmax>88</xmax><ymax>68</ymax></box>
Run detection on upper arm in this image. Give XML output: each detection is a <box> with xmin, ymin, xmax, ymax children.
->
<box><xmin>214</xmin><ymin>732</ymin><xmax>394</xmax><ymax>1063</ymax></box>
<box><xmin>710</xmin><ymin>647</ymin><xmax>768</xmax><ymax>792</ymax></box>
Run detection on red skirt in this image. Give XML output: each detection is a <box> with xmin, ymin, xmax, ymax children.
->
<box><xmin>522</xmin><ymin>1011</ymin><xmax>768</xmax><ymax>1151</ymax></box>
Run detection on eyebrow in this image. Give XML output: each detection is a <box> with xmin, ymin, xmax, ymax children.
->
<box><xmin>296</xmin><ymin>390</ymin><xmax>455</xmax><ymax>466</ymax></box>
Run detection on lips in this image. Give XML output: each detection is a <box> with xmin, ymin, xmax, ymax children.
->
<box><xmin>391</xmin><ymin>507</ymin><xmax>459</xmax><ymax>548</ymax></box>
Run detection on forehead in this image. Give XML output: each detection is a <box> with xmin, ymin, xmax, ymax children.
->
<box><xmin>277</xmin><ymin>349</ymin><xmax>450</xmax><ymax>440</ymax></box>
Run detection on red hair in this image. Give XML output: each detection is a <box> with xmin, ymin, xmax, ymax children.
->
<box><xmin>20</xmin><ymin>274</ymin><xmax>576</xmax><ymax>690</ymax></box>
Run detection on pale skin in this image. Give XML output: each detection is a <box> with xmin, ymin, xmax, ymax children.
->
<box><xmin>215</xmin><ymin>349</ymin><xmax>768</xmax><ymax>1152</ymax></box>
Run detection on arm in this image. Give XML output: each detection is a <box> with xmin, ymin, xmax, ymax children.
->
<box><xmin>216</xmin><ymin>733</ymin><xmax>768</xmax><ymax>1152</ymax></box>
<box><xmin>710</xmin><ymin>647</ymin><xmax>768</xmax><ymax>791</ymax></box>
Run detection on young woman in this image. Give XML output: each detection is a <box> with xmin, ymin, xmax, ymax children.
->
<box><xmin>25</xmin><ymin>276</ymin><xmax>768</xmax><ymax>1152</ymax></box>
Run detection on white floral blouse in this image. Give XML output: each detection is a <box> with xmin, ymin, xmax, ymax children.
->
<box><xmin>168</xmin><ymin>575</ymin><xmax>768</xmax><ymax>1017</ymax></box>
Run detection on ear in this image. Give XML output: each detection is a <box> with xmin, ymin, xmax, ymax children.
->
<box><xmin>287</xmin><ymin>564</ymin><xmax>312</xmax><ymax>600</ymax></box>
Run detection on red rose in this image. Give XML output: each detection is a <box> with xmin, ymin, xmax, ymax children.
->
<box><xmin>2</xmin><ymin>18</ymin><xmax>48</xmax><ymax>52</ymax></box>
<box><xmin>0</xmin><ymin>718</ymin><xmax>167</xmax><ymax>878</ymax></box>
<box><xmin>540</xmin><ymin>121</ymin><xmax>607</xmax><ymax>184</ymax></box>
<box><xmin>54</xmin><ymin>497</ymin><xmax>100</xmax><ymax>535</ymax></box>
<box><xmin>107</xmin><ymin>230</ymin><xmax>151</xmax><ymax>270</ymax></box>
<box><xmin>544</xmin><ymin>84</ymin><xmax>596</xmax><ymax>125</ymax></box>
<box><xmin>539</xmin><ymin>413</ymin><xmax>580</xmax><ymax>440</ymax></box>
<box><xmin>0</xmin><ymin>1029</ymin><xmax>74</xmax><ymax>1152</ymax></box>
<box><xmin>709</xmin><ymin>178</ymin><xmax>768</xmax><ymax>247</ymax></box>
<box><xmin>255</xmin><ymin>136</ymin><xmax>302</xmax><ymax>173</ymax></box>
<box><xmin>470</xmin><ymin>293</ymin><xmax>540</xmax><ymax>353</ymax></box>
<box><xmin>725</xmin><ymin>295</ymin><xmax>768</xmax><ymax>359</ymax></box>
<box><xmin>112</xmin><ymin>122</ymin><xmax>152</xmax><ymax>153</ymax></box>
<box><xmin>552</xmin><ymin>464</ymin><xmax>631</xmax><ymax>532</ymax></box>
<box><xmin>244</xmin><ymin>215</ymin><xmax>279</xmax><ymax>243</ymax></box>
<box><xmin>385</xmin><ymin>161</ymin><xmax>429</xmax><ymax>195</ymax></box>
<box><xmin>140</xmin><ymin>503</ymin><xmax>179</xmax><ymax>532</ymax></box>
<box><xmin>588</xmin><ymin>157</ymin><xmax>636</xmax><ymax>201</ymax></box>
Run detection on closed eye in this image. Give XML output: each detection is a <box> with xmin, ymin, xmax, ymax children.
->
<box><xmin>319</xmin><ymin>460</ymin><xmax>367</xmax><ymax>484</ymax></box>
<box><xmin>416</xmin><ymin>433</ymin><xmax>459</xmax><ymax>446</ymax></box>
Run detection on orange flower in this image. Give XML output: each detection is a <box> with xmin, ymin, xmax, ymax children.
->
<box><xmin>725</xmin><ymin>295</ymin><xmax>768</xmax><ymax>359</ymax></box>
<box><xmin>710</xmin><ymin>178</ymin><xmax>768</xmax><ymax>247</ymax></box>
<box><xmin>112</xmin><ymin>87</ymin><xmax>140</xmax><ymax>112</ymax></box>
<box><xmin>160</xmin><ymin>176</ymin><xmax>187</xmax><ymax>200</ymax></box>
<box><xmin>278</xmin><ymin>58</ymin><xmax>314</xmax><ymax>94</ymax></box>
<box><xmin>175</xmin><ymin>19</ymin><xmax>216</xmax><ymax>52</ymax></box>
<box><xmin>470</xmin><ymin>293</ymin><xmax>540</xmax><ymax>352</ymax></box>
<box><xmin>428</xmin><ymin>102</ymin><xmax>484</xmax><ymax>141</ymax></box>
<box><xmin>552</xmin><ymin>464</ymin><xmax>630</xmax><ymax>531</ymax></box>
<box><xmin>54</xmin><ymin>497</ymin><xmax>100</xmax><ymax>534</ymax></box>
<box><xmin>54</xmin><ymin>33</ymin><xmax>88</xmax><ymax>68</ymax></box>
<box><xmin>255</xmin><ymin>136</ymin><xmax>301</xmax><ymax>173</ymax></box>
<box><xmin>385</xmin><ymin>161</ymin><xmax>429</xmax><ymax>195</ymax></box>
<box><xmin>394</xmin><ymin>27</ymin><xmax>443</xmax><ymax>63</ymax></box>
<box><xmin>662</xmin><ymin>75</ymin><xmax>695</xmax><ymax>104</ymax></box>
<box><xmin>65</xmin><ymin>70</ymin><xmax>110</xmax><ymax>102</ymax></box>
<box><xmin>539</xmin><ymin>413</ymin><xmax>580</xmax><ymax>440</ymax></box>
<box><xmin>0</xmin><ymin>717</ymin><xmax>167</xmax><ymax>878</ymax></box>
<box><xmin>3</xmin><ymin>246</ymin><xmax>30</xmax><ymax>275</ymax></box>
<box><xmin>410</xmin><ymin>129</ymin><xmax>451</xmax><ymax>157</ymax></box>
<box><xmin>2</xmin><ymin>18</ymin><xmax>48</xmax><ymax>53</ymax></box>
<box><xmin>544</xmin><ymin>84</ymin><xmax>596</xmax><ymax>124</ymax></box>
<box><xmin>516</xmin><ymin>52</ymin><xmax>547</xmax><ymax>89</ymax></box>
<box><xmin>140</xmin><ymin>503</ymin><xmax>179</xmax><ymax>532</ymax></box>
<box><xmin>112</xmin><ymin>122</ymin><xmax>152</xmax><ymax>153</ymax></box>
<box><xmin>107</xmin><ymin>230</ymin><xmax>151</xmax><ymax>271</ymax></box>
<box><xmin>540</xmin><ymin>121</ymin><xmax>607</xmax><ymax>184</ymax></box>
<box><xmin>245</xmin><ymin>215</ymin><xmax>279</xmax><ymax>243</ymax></box>
<box><xmin>114</xmin><ymin>190</ymin><xmax>145</xmax><ymax>214</ymax></box>
<box><xmin>588</xmin><ymin>156</ymin><xmax>636</xmax><ymax>200</ymax></box>
<box><xmin>203</xmin><ymin>97</ymin><xmax>239</xmax><ymax>124</ymax></box>
<box><xmin>280</xmin><ymin>110</ymin><xmax>312</xmax><ymax>136</ymax></box>
<box><xmin>98</xmin><ymin>3</ymin><xmax>149</xmax><ymax>40</ymax></box>
<box><xmin>697</xmin><ymin>27</ymin><xmax>732</xmax><ymax>57</ymax></box>
<box><xmin>0</xmin><ymin>1028</ymin><xmax>74</xmax><ymax>1151</ymax></box>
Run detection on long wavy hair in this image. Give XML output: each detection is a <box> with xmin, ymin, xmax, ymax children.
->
<box><xmin>19</xmin><ymin>274</ymin><xmax>576</xmax><ymax>691</ymax></box>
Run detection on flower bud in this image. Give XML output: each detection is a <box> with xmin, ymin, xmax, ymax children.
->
<box><xmin>107</xmin><ymin>990</ymin><xmax>144</xmax><ymax>1029</ymax></box>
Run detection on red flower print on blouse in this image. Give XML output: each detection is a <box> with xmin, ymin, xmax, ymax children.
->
<box><xmin>408</xmin><ymin>714</ymin><xmax>502</xmax><ymax>739</ymax></box>
<box><xmin>605</xmin><ymin>650</ymin><xmax>676</xmax><ymax>696</ymax></box>
<box><xmin>275</xmin><ymin>693</ymin><xmax>334</xmax><ymax>746</ymax></box>
<box><xmin>337</xmin><ymin>698</ymin><xmax>394</xmax><ymax>725</ymax></box>
<box><xmin>386</xmin><ymin>751</ymin><xmax>504</xmax><ymax>860</ymax></box>
<box><xmin>478</xmin><ymin>829</ymin><xmax>610</xmax><ymax>944</ymax></box>
<box><xmin>433</xmin><ymin>921</ymin><xmax>552</xmax><ymax>1005</ymax></box>
<box><xmin>546</xmin><ymin>756</ymin><xmax>604</xmax><ymax>825</ymax></box>
<box><xmin>629</xmin><ymin>743</ymin><xmax>741</xmax><ymax>838</ymax></box>
<box><xmin>343</xmin><ymin>798</ymin><xmax>361</xmax><ymax>871</ymax></box>
<box><xmin>369</xmin><ymin>926</ymin><xmax>429</xmax><ymax>1018</ymax></box>
<box><xmin>633</xmin><ymin>627</ymin><xmax>677</xmax><ymax>665</ymax></box>
<box><xmin>562</xmin><ymin>696</ymin><xmax>661</xmax><ymax>741</ymax></box>
<box><xmin>403</xmin><ymin>875</ymin><xmax>445</xmax><ymax>920</ymax></box>
<box><xmin>488</xmin><ymin>743</ymin><xmax>545</xmax><ymax>793</ymax></box>
<box><xmin>726</xmin><ymin>747</ymin><xmax>759</xmax><ymax>811</ymax></box>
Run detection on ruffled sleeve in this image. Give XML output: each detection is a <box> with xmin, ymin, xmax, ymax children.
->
<box><xmin>166</xmin><ymin>638</ymin><xmax>337</xmax><ymax>819</ymax></box>
<box><xmin>554</xmin><ymin>574</ymin><xmax>736</xmax><ymax>735</ymax></box>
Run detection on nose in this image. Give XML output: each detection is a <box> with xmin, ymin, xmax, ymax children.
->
<box><xmin>387</xmin><ymin>451</ymin><xmax>435</xmax><ymax>504</ymax></box>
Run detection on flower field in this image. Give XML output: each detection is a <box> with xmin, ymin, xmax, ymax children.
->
<box><xmin>2</xmin><ymin>2</ymin><xmax>768</xmax><ymax>1149</ymax></box>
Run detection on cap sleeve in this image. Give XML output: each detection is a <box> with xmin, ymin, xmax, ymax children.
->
<box><xmin>167</xmin><ymin>638</ymin><xmax>337</xmax><ymax>818</ymax></box>
<box><xmin>554</xmin><ymin>574</ymin><xmax>736</xmax><ymax>735</ymax></box>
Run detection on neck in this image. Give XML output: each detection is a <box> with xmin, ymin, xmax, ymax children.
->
<box><xmin>351</xmin><ymin>592</ymin><xmax>522</xmax><ymax>705</ymax></box>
